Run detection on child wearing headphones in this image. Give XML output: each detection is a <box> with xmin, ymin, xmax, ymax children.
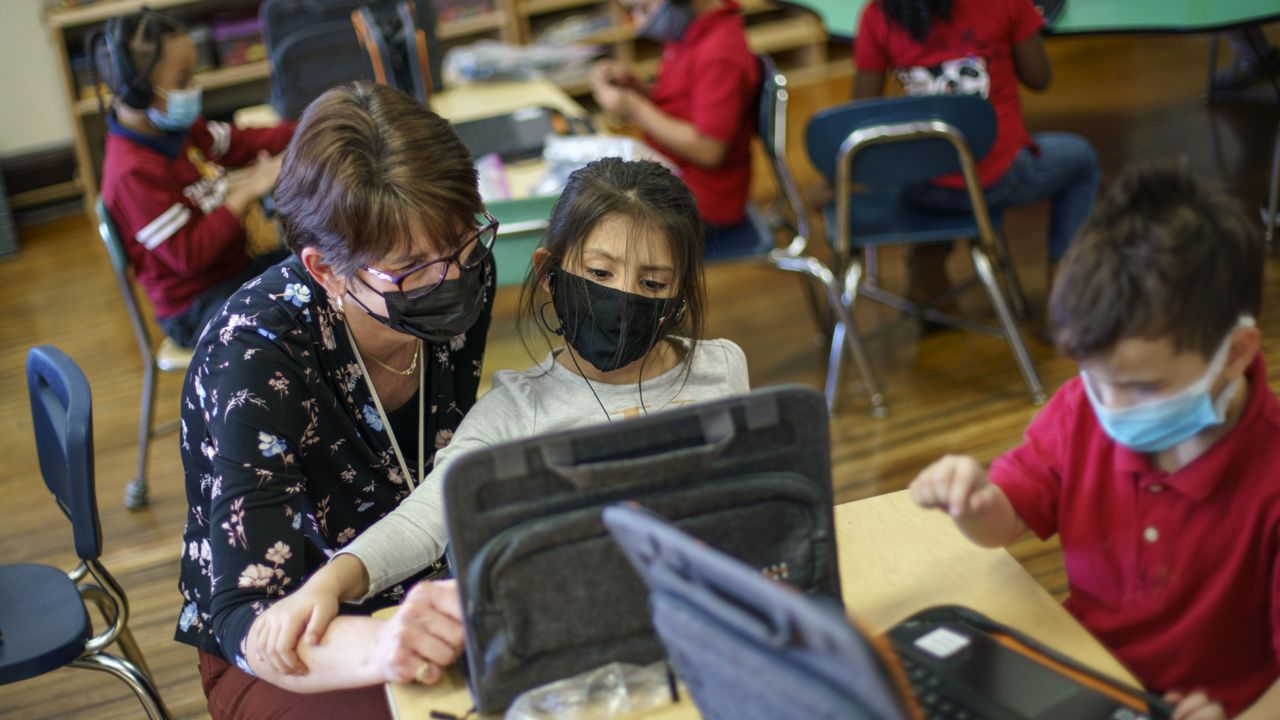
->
<box><xmin>241</xmin><ymin>158</ymin><xmax>750</xmax><ymax>684</ymax></box>
<box><xmin>93</xmin><ymin>11</ymin><xmax>296</xmax><ymax>346</ymax></box>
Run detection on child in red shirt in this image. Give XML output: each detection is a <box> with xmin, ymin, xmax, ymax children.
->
<box><xmin>589</xmin><ymin>0</ymin><xmax>760</xmax><ymax>259</ymax></box>
<box><xmin>95</xmin><ymin>11</ymin><xmax>295</xmax><ymax>346</ymax></box>
<box><xmin>911</xmin><ymin>165</ymin><xmax>1280</xmax><ymax>719</ymax></box>
<box><xmin>854</xmin><ymin>0</ymin><xmax>1099</xmax><ymax>305</ymax></box>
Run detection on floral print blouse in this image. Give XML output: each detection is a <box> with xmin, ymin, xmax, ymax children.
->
<box><xmin>174</xmin><ymin>254</ymin><xmax>494</xmax><ymax>667</ymax></box>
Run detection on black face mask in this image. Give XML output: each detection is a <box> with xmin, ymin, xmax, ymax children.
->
<box><xmin>548</xmin><ymin>269</ymin><xmax>683</xmax><ymax>373</ymax></box>
<box><xmin>350</xmin><ymin>263</ymin><xmax>488</xmax><ymax>343</ymax></box>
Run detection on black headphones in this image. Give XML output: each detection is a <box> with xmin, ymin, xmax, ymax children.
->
<box><xmin>86</xmin><ymin>10</ymin><xmax>183</xmax><ymax>113</ymax></box>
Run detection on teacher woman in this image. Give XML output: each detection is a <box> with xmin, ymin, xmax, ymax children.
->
<box><xmin>174</xmin><ymin>82</ymin><xmax>495</xmax><ymax>719</ymax></box>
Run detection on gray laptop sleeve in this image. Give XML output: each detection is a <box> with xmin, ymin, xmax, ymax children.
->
<box><xmin>442</xmin><ymin>385</ymin><xmax>840</xmax><ymax>712</ymax></box>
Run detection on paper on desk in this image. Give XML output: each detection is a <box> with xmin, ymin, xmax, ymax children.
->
<box><xmin>533</xmin><ymin>135</ymin><xmax>678</xmax><ymax>197</ymax></box>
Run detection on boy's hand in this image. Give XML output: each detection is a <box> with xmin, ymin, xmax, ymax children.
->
<box><xmin>909</xmin><ymin>455</ymin><xmax>1025</xmax><ymax>547</ymax></box>
<box><xmin>589</xmin><ymin>72</ymin><xmax>627</xmax><ymax>117</ymax></box>
<box><xmin>1165</xmin><ymin>691</ymin><xmax>1227</xmax><ymax>720</ymax></box>
<box><xmin>909</xmin><ymin>454</ymin><xmax>1001</xmax><ymax>519</ymax></box>
<box><xmin>590</xmin><ymin>59</ymin><xmax>637</xmax><ymax>90</ymax></box>
<box><xmin>248</xmin><ymin>576</ymin><xmax>342</xmax><ymax>676</ymax></box>
<box><xmin>243</xmin><ymin>150</ymin><xmax>283</xmax><ymax>199</ymax></box>
<box><xmin>225</xmin><ymin>151</ymin><xmax>284</xmax><ymax>216</ymax></box>
<box><xmin>374</xmin><ymin>580</ymin><xmax>466</xmax><ymax>685</ymax></box>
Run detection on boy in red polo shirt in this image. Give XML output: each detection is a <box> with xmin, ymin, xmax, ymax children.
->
<box><xmin>910</xmin><ymin>166</ymin><xmax>1280</xmax><ymax>720</ymax></box>
<box><xmin>588</xmin><ymin>0</ymin><xmax>760</xmax><ymax>259</ymax></box>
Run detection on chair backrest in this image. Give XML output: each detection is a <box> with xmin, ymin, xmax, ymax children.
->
<box><xmin>26</xmin><ymin>346</ymin><xmax>102</xmax><ymax>561</ymax></box>
<box><xmin>804</xmin><ymin>95</ymin><xmax>997</xmax><ymax>187</ymax></box>
<box><xmin>753</xmin><ymin>53</ymin><xmax>809</xmax><ymax>242</ymax></box>
<box><xmin>96</xmin><ymin>196</ymin><xmax>156</xmax><ymax>363</ymax></box>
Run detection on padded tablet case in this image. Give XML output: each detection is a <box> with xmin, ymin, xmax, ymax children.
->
<box><xmin>604</xmin><ymin>503</ymin><xmax>921</xmax><ymax>720</ymax></box>
<box><xmin>443</xmin><ymin>385</ymin><xmax>840</xmax><ymax>713</ymax></box>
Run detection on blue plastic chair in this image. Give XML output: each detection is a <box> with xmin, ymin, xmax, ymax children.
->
<box><xmin>95</xmin><ymin>197</ymin><xmax>192</xmax><ymax>509</ymax></box>
<box><xmin>749</xmin><ymin>55</ymin><xmax>841</xmax><ymax>340</ymax></box>
<box><xmin>803</xmin><ymin>95</ymin><xmax>1046</xmax><ymax>415</ymax></box>
<box><xmin>2</xmin><ymin>346</ymin><xmax>170</xmax><ymax>718</ymax></box>
<box><xmin>1266</xmin><ymin>121</ymin><xmax>1278</xmax><ymax>249</ymax></box>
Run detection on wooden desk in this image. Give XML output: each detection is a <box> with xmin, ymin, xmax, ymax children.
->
<box><xmin>378</xmin><ymin>490</ymin><xmax>1134</xmax><ymax>719</ymax></box>
<box><xmin>776</xmin><ymin>0</ymin><xmax>1280</xmax><ymax>42</ymax></box>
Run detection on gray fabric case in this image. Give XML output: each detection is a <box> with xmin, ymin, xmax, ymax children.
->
<box><xmin>442</xmin><ymin>385</ymin><xmax>840</xmax><ymax>713</ymax></box>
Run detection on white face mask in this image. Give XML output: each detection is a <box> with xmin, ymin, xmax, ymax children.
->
<box><xmin>1081</xmin><ymin>316</ymin><xmax>1254</xmax><ymax>453</ymax></box>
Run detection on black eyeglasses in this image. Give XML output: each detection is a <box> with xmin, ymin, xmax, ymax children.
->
<box><xmin>360</xmin><ymin>210</ymin><xmax>499</xmax><ymax>299</ymax></box>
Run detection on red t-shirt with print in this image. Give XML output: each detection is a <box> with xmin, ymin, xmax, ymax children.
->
<box><xmin>648</xmin><ymin>1</ymin><xmax>759</xmax><ymax>226</ymax></box>
<box><xmin>854</xmin><ymin>0</ymin><xmax>1043</xmax><ymax>188</ymax></box>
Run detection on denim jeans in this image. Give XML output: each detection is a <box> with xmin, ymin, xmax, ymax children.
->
<box><xmin>703</xmin><ymin>219</ymin><xmax>767</xmax><ymax>261</ymax></box>
<box><xmin>905</xmin><ymin>132</ymin><xmax>1101</xmax><ymax>262</ymax></box>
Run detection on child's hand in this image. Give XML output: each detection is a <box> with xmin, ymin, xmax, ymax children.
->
<box><xmin>590</xmin><ymin>60</ymin><xmax>637</xmax><ymax>90</ymax></box>
<box><xmin>248</xmin><ymin>575</ymin><xmax>342</xmax><ymax>676</ymax></box>
<box><xmin>244</xmin><ymin>150</ymin><xmax>283</xmax><ymax>198</ymax></box>
<box><xmin>909</xmin><ymin>454</ymin><xmax>1002</xmax><ymax>519</ymax></box>
<box><xmin>1165</xmin><ymin>691</ymin><xmax>1227</xmax><ymax>720</ymax></box>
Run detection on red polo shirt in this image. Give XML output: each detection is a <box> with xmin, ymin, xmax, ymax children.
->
<box><xmin>854</xmin><ymin>0</ymin><xmax>1042</xmax><ymax>188</ymax></box>
<box><xmin>648</xmin><ymin>1</ymin><xmax>759</xmax><ymax>226</ymax></box>
<box><xmin>990</xmin><ymin>354</ymin><xmax>1280</xmax><ymax>716</ymax></box>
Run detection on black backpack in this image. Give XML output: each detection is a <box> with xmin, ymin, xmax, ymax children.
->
<box><xmin>260</xmin><ymin>0</ymin><xmax>443</xmax><ymax>119</ymax></box>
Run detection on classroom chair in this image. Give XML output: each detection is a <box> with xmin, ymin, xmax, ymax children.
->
<box><xmin>803</xmin><ymin>95</ymin><xmax>1046</xmax><ymax>415</ymax></box>
<box><xmin>747</xmin><ymin>53</ymin><xmax>844</xmax><ymax>371</ymax></box>
<box><xmin>94</xmin><ymin>197</ymin><xmax>193</xmax><ymax>509</ymax></box>
<box><xmin>1267</xmin><ymin>121</ymin><xmax>1278</xmax><ymax>248</ymax></box>
<box><xmin>1</xmin><ymin>345</ymin><xmax>170</xmax><ymax>719</ymax></box>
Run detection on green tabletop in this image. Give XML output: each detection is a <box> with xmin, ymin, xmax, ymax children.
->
<box><xmin>778</xmin><ymin>0</ymin><xmax>1280</xmax><ymax>42</ymax></box>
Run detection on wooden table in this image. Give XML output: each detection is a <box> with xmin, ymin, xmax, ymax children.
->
<box><xmin>776</xmin><ymin>0</ymin><xmax>1280</xmax><ymax>42</ymax></box>
<box><xmin>378</xmin><ymin>490</ymin><xmax>1134</xmax><ymax>719</ymax></box>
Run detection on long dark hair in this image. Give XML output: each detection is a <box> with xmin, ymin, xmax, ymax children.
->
<box><xmin>517</xmin><ymin>158</ymin><xmax>706</xmax><ymax>368</ymax></box>
<box><xmin>880</xmin><ymin>0</ymin><xmax>953</xmax><ymax>43</ymax></box>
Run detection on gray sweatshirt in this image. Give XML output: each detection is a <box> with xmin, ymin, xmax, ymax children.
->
<box><xmin>341</xmin><ymin>337</ymin><xmax>750</xmax><ymax>597</ymax></box>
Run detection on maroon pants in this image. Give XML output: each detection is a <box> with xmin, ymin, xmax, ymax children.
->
<box><xmin>198</xmin><ymin>651</ymin><xmax>393</xmax><ymax>720</ymax></box>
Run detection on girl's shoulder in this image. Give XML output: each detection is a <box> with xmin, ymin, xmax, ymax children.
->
<box><xmin>682</xmin><ymin>337</ymin><xmax>750</xmax><ymax>393</ymax></box>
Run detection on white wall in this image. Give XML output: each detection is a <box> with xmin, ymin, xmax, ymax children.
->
<box><xmin>0</xmin><ymin>0</ymin><xmax>75</xmax><ymax>155</ymax></box>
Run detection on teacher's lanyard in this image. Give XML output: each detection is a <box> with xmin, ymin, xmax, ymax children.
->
<box><xmin>345</xmin><ymin>324</ymin><xmax>424</xmax><ymax>492</ymax></box>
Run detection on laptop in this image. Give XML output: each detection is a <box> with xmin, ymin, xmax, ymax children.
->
<box><xmin>603</xmin><ymin>503</ymin><xmax>1173</xmax><ymax>720</ymax></box>
<box><xmin>452</xmin><ymin>106</ymin><xmax>583</xmax><ymax>162</ymax></box>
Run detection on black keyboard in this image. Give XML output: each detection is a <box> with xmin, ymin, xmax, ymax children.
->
<box><xmin>900</xmin><ymin>657</ymin><xmax>990</xmax><ymax>720</ymax></box>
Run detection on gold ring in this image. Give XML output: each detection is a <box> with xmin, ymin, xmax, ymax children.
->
<box><xmin>414</xmin><ymin>661</ymin><xmax>431</xmax><ymax>683</ymax></box>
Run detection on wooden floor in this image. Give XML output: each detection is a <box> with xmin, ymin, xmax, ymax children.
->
<box><xmin>2</xmin><ymin>30</ymin><xmax>1278</xmax><ymax>720</ymax></box>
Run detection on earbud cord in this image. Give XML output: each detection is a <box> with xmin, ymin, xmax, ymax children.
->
<box><xmin>540</xmin><ymin>299</ymin><xmax>612</xmax><ymax>423</ymax></box>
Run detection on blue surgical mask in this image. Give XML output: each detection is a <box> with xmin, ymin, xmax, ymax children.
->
<box><xmin>1082</xmin><ymin>317</ymin><xmax>1254</xmax><ymax>453</ymax></box>
<box><xmin>147</xmin><ymin>86</ymin><xmax>202</xmax><ymax>132</ymax></box>
<box><xmin>637</xmin><ymin>1</ymin><xmax>694</xmax><ymax>43</ymax></box>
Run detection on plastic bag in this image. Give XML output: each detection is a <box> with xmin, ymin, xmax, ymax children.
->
<box><xmin>443</xmin><ymin>40</ymin><xmax>604</xmax><ymax>85</ymax></box>
<box><xmin>532</xmin><ymin>134</ymin><xmax>678</xmax><ymax>196</ymax></box>
<box><xmin>505</xmin><ymin>661</ymin><xmax>677</xmax><ymax>720</ymax></box>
